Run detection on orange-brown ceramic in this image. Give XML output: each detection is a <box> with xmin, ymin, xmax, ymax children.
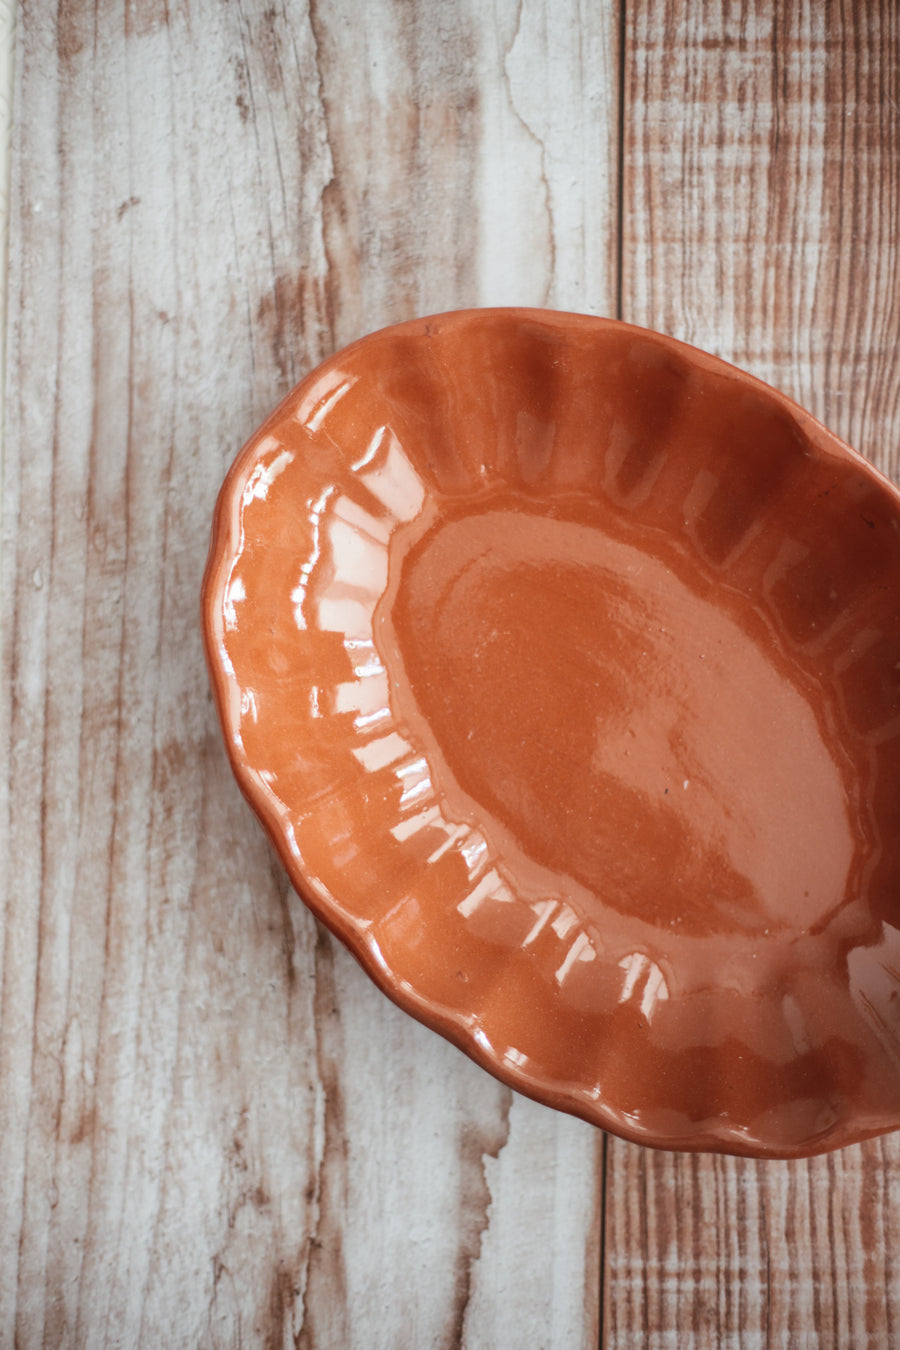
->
<box><xmin>202</xmin><ymin>309</ymin><xmax>900</xmax><ymax>1158</ymax></box>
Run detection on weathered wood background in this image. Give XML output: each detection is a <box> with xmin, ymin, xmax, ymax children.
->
<box><xmin>1</xmin><ymin>1</ymin><xmax>898</xmax><ymax>1346</ymax></box>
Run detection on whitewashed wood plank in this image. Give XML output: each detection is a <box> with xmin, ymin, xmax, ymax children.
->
<box><xmin>3</xmin><ymin>4</ymin><xmax>332</xmax><ymax>1346</ymax></box>
<box><xmin>607</xmin><ymin>2</ymin><xmax>900</xmax><ymax>1346</ymax></box>
<box><xmin>623</xmin><ymin>0</ymin><xmax>900</xmax><ymax>470</ymax></box>
<box><xmin>310</xmin><ymin>4</ymin><xmax>619</xmax><ymax>1347</ymax></box>
<box><xmin>461</xmin><ymin>1096</ymin><xmax>604</xmax><ymax>1350</ymax></box>
<box><xmin>0</xmin><ymin>0</ymin><xmax>14</xmax><ymax>448</ymax></box>
<box><xmin>1</xmin><ymin>1</ymin><xmax>620</xmax><ymax>1345</ymax></box>
<box><xmin>309</xmin><ymin>0</ymin><xmax>620</xmax><ymax>334</ymax></box>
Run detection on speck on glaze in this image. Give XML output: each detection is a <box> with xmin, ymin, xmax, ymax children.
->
<box><xmin>202</xmin><ymin>308</ymin><xmax>900</xmax><ymax>1158</ymax></box>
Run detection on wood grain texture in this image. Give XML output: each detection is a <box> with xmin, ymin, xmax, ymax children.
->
<box><xmin>0</xmin><ymin>0</ymin><xmax>14</xmax><ymax>449</ymax></box>
<box><xmin>0</xmin><ymin>1</ymin><xmax>617</xmax><ymax>1346</ymax></box>
<box><xmin>606</xmin><ymin>3</ymin><xmax>900</xmax><ymax>1347</ymax></box>
<box><xmin>7</xmin><ymin>0</ymin><xmax>900</xmax><ymax>1346</ymax></box>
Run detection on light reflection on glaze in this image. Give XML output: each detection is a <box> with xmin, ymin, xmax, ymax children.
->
<box><xmin>386</xmin><ymin>506</ymin><xmax>857</xmax><ymax>946</ymax></box>
<box><xmin>203</xmin><ymin>309</ymin><xmax>900</xmax><ymax>1157</ymax></box>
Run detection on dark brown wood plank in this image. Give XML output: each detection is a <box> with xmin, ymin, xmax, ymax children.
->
<box><xmin>0</xmin><ymin>2</ymin><xmax>618</xmax><ymax>1345</ymax></box>
<box><xmin>607</xmin><ymin>2</ymin><xmax>900</xmax><ymax>1346</ymax></box>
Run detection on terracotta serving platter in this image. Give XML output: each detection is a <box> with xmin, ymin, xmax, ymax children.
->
<box><xmin>202</xmin><ymin>308</ymin><xmax>900</xmax><ymax>1158</ymax></box>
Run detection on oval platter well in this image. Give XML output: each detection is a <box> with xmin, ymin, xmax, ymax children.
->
<box><xmin>202</xmin><ymin>309</ymin><xmax>900</xmax><ymax>1159</ymax></box>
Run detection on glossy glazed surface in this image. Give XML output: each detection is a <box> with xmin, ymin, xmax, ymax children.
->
<box><xmin>203</xmin><ymin>309</ymin><xmax>900</xmax><ymax>1157</ymax></box>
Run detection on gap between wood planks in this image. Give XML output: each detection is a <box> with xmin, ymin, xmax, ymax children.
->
<box><xmin>601</xmin><ymin>3</ymin><xmax>625</xmax><ymax>1341</ymax></box>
